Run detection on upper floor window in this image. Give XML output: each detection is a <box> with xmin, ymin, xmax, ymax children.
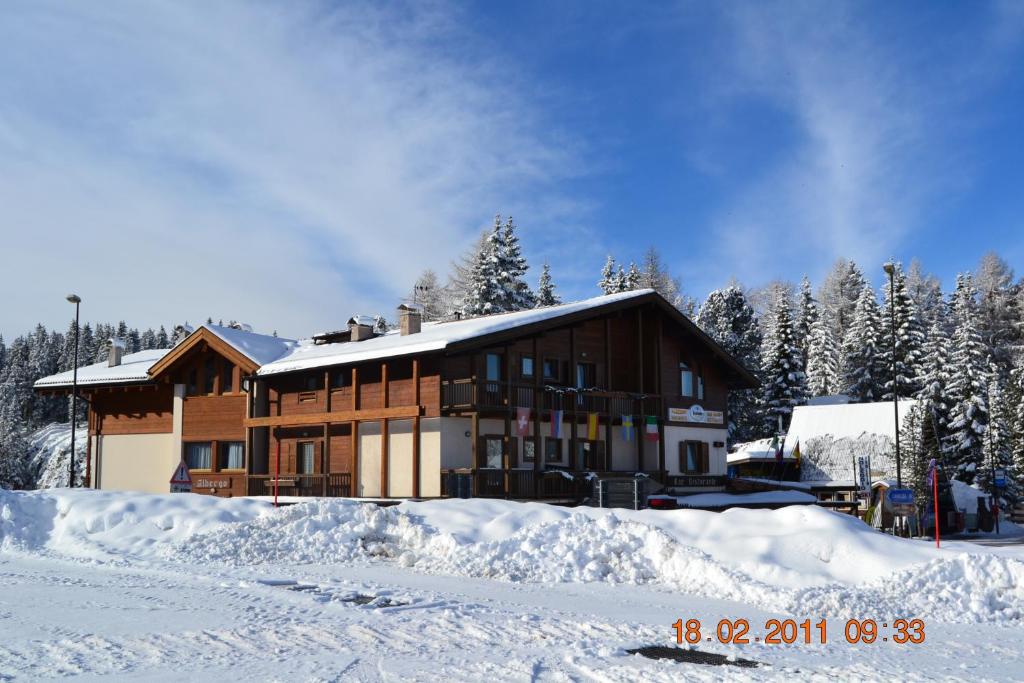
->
<box><xmin>331</xmin><ymin>370</ymin><xmax>347</xmax><ymax>389</ymax></box>
<box><xmin>304</xmin><ymin>375</ymin><xmax>321</xmax><ymax>392</ymax></box>
<box><xmin>186</xmin><ymin>368</ymin><xmax>198</xmax><ymax>396</ymax></box>
<box><xmin>521</xmin><ymin>355</ymin><xmax>535</xmax><ymax>378</ymax></box>
<box><xmin>679</xmin><ymin>361</ymin><xmax>694</xmax><ymax>397</ymax></box>
<box><xmin>543</xmin><ymin>358</ymin><xmax>561</xmax><ymax>382</ymax></box>
<box><xmin>485</xmin><ymin>353</ymin><xmax>503</xmax><ymax>382</ymax></box>
<box><xmin>203</xmin><ymin>357</ymin><xmax>217</xmax><ymax>394</ymax></box>
<box><xmin>221</xmin><ymin>362</ymin><xmax>235</xmax><ymax>394</ymax></box>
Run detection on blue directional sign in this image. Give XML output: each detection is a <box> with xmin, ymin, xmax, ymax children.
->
<box><xmin>888</xmin><ymin>488</ymin><xmax>915</xmax><ymax>505</ymax></box>
<box><xmin>994</xmin><ymin>469</ymin><xmax>1006</xmax><ymax>488</ymax></box>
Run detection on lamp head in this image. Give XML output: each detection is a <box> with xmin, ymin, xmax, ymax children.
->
<box><xmin>66</xmin><ymin>294</ymin><xmax>82</xmax><ymax>304</ymax></box>
<box><xmin>882</xmin><ymin>262</ymin><xmax>895</xmax><ymax>276</ymax></box>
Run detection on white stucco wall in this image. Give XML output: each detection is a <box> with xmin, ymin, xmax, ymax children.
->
<box><xmin>357</xmin><ymin>421</ymin><xmax>382</xmax><ymax>497</ymax></box>
<box><xmin>664</xmin><ymin>425</ymin><xmax>728</xmax><ymax>475</ymax></box>
<box><xmin>387</xmin><ymin>419</ymin><xmax>414</xmax><ymax>498</ymax></box>
<box><xmin>419</xmin><ymin>418</ymin><xmax>441</xmax><ymax>497</ymax></box>
<box><xmin>439</xmin><ymin>417</ymin><xmax>473</xmax><ymax>469</ymax></box>
<box><xmin>94</xmin><ymin>433</ymin><xmax>177</xmax><ymax>494</ymax></box>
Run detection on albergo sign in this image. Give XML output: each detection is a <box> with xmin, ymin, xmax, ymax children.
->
<box><xmin>668</xmin><ymin>405</ymin><xmax>724</xmax><ymax>425</ymax></box>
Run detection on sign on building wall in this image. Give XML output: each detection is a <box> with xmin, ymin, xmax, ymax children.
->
<box><xmin>170</xmin><ymin>459</ymin><xmax>192</xmax><ymax>493</ymax></box>
<box><xmin>668</xmin><ymin>405</ymin><xmax>724</xmax><ymax>425</ymax></box>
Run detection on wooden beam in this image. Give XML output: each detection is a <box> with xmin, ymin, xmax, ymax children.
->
<box><xmin>412</xmin><ymin>358</ymin><xmax>421</xmax><ymax>498</ymax></box>
<box><xmin>569</xmin><ymin>325</ymin><xmax>577</xmax><ymax>472</ymax></box>
<box><xmin>381</xmin><ymin>417</ymin><xmax>389</xmax><ymax>498</ymax></box>
<box><xmin>532</xmin><ymin>337</ymin><xmax>541</xmax><ymax>497</ymax></box>
<box><xmin>324</xmin><ymin>370</ymin><xmax>331</xmax><ymax>412</ymax></box>
<box><xmin>471</xmin><ymin>411</ymin><xmax>480</xmax><ymax>470</ymax></box>
<box><xmin>604</xmin><ymin>317</ymin><xmax>613</xmax><ymax>471</ymax></box>
<box><xmin>323</xmin><ymin>422</ymin><xmax>330</xmax><ymax>496</ymax></box>
<box><xmin>243</xmin><ymin>405</ymin><xmax>422</xmax><ymax>428</ymax></box>
<box><xmin>351</xmin><ymin>420</ymin><xmax>359</xmax><ymax>496</ymax></box>
<box><xmin>382</xmin><ymin>362</ymin><xmax>389</xmax><ymax>410</ymax></box>
<box><xmin>504</xmin><ymin>347</ymin><xmax>512</xmax><ymax>498</ymax></box>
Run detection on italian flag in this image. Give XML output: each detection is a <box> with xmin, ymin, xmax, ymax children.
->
<box><xmin>644</xmin><ymin>416</ymin><xmax>659</xmax><ymax>442</ymax></box>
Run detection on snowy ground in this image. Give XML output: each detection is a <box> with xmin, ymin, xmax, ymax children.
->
<box><xmin>3</xmin><ymin>490</ymin><xmax>1024</xmax><ymax>681</ymax></box>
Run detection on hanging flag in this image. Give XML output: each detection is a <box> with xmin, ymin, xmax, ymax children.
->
<box><xmin>792</xmin><ymin>440</ymin><xmax>801</xmax><ymax>469</ymax></box>
<box><xmin>515</xmin><ymin>407</ymin><xmax>531</xmax><ymax>437</ymax></box>
<box><xmin>550</xmin><ymin>410</ymin><xmax>563</xmax><ymax>438</ymax></box>
<box><xmin>587</xmin><ymin>413</ymin><xmax>599</xmax><ymax>440</ymax></box>
<box><xmin>926</xmin><ymin>458</ymin><xmax>936</xmax><ymax>486</ymax></box>
<box><xmin>622</xmin><ymin>415</ymin><xmax>634</xmax><ymax>442</ymax></box>
<box><xmin>644</xmin><ymin>416</ymin><xmax>659</xmax><ymax>441</ymax></box>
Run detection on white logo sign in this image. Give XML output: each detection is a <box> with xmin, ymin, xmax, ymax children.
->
<box><xmin>687</xmin><ymin>405</ymin><xmax>707</xmax><ymax>422</ymax></box>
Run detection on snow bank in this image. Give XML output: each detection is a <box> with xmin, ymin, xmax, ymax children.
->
<box><xmin>3</xmin><ymin>489</ymin><xmax>1023</xmax><ymax>624</ymax></box>
<box><xmin>27</xmin><ymin>423</ymin><xmax>86</xmax><ymax>489</ymax></box>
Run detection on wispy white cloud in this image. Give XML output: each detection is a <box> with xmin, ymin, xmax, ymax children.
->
<box><xmin>0</xmin><ymin>1</ymin><xmax>583</xmax><ymax>338</ymax></box>
<box><xmin>690</xmin><ymin>1</ymin><xmax>1024</xmax><ymax>291</ymax></box>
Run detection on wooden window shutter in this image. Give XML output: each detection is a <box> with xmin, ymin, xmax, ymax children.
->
<box><xmin>701</xmin><ymin>442</ymin><xmax>710</xmax><ymax>473</ymax></box>
<box><xmin>678</xmin><ymin>442</ymin><xmax>687</xmax><ymax>473</ymax></box>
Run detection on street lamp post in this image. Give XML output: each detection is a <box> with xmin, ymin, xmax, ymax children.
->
<box><xmin>882</xmin><ymin>263</ymin><xmax>902</xmax><ymax>489</ymax></box>
<box><xmin>66</xmin><ymin>294</ymin><xmax>81</xmax><ymax>488</ymax></box>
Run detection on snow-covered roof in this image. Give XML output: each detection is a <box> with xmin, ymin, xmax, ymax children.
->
<box><xmin>784</xmin><ymin>400</ymin><xmax>918</xmax><ymax>456</ymax></box>
<box><xmin>259</xmin><ymin>289</ymin><xmax>661</xmax><ymax>377</ymax></box>
<box><xmin>203</xmin><ymin>325</ymin><xmax>297</xmax><ymax>366</ymax></box>
<box><xmin>728</xmin><ymin>438</ymin><xmax>795</xmax><ymax>463</ymax></box>
<box><xmin>33</xmin><ymin>349</ymin><xmax>169</xmax><ymax>388</ymax></box>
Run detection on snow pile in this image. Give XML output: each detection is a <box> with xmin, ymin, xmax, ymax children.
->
<box><xmin>0</xmin><ymin>488</ymin><xmax>267</xmax><ymax>559</ymax></box>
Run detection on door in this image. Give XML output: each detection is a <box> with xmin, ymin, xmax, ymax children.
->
<box><xmin>483</xmin><ymin>353</ymin><xmax>504</xmax><ymax>406</ymax></box>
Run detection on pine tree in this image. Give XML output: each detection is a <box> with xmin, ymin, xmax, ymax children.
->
<box><xmin>461</xmin><ymin>217</ymin><xmax>504</xmax><ymax>317</ymax></box>
<box><xmin>598</xmin><ymin>255</ymin><xmax>617</xmax><ymax>295</ymax></box>
<box><xmin>906</xmin><ymin>259</ymin><xmax>944</xmax><ymax>328</ymax></box>
<box><xmin>975</xmin><ymin>252</ymin><xmax>1021</xmax><ymax>368</ymax></box>
<box><xmin>639</xmin><ymin>246</ymin><xmax>685</xmax><ymax>308</ymax></box>
<box><xmin>1008</xmin><ymin>366</ymin><xmax>1024</xmax><ymax>490</ymax></box>
<box><xmin>155</xmin><ymin>326</ymin><xmax>170</xmax><ymax>349</ymax></box>
<box><xmin>696</xmin><ymin>286</ymin><xmax>764</xmax><ymax>442</ymax></box>
<box><xmin>615</xmin><ymin>265</ymin><xmax>627</xmax><ymax>293</ymax></box>
<box><xmin>762</xmin><ymin>293</ymin><xmax>807</xmax><ymax>432</ymax></box>
<box><xmin>917</xmin><ymin>316</ymin><xmax>953</xmax><ymax>448</ymax></box>
<box><xmin>535</xmin><ymin>262</ymin><xmax>561</xmax><ymax>307</ymax></box>
<box><xmin>499</xmin><ymin>215</ymin><xmax>535</xmax><ymax>310</ymax></box>
<box><xmin>945</xmin><ymin>273</ymin><xmax>989</xmax><ymax>483</ymax></box>
<box><xmin>841</xmin><ymin>285</ymin><xmax>886</xmax><ymax>402</ymax></box>
<box><xmin>805</xmin><ymin>311</ymin><xmax>841</xmax><ymax>396</ymax></box>
<box><xmin>882</xmin><ymin>262</ymin><xmax>925</xmax><ymax>399</ymax></box>
<box><xmin>79</xmin><ymin>324</ymin><xmax>95</xmax><ymax>363</ymax></box>
<box><xmin>818</xmin><ymin>259</ymin><xmax>867</xmax><ymax>343</ymax></box>
<box><xmin>794</xmin><ymin>275</ymin><xmax>817</xmax><ymax>363</ymax></box>
<box><xmin>0</xmin><ymin>334</ymin><xmax>6</xmax><ymax>377</ymax></box>
<box><xmin>625</xmin><ymin>262</ymin><xmax>641</xmax><ymax>291</ymax></box>
<box><xmin>140</xmin><ymin>328</ymin><xmax>157</xmax><ymax>350</ymax></box>
<box><xmin>979</xmin><ymin>363</ymin><xmax>1016</xmax><ymax>498</ymax></box>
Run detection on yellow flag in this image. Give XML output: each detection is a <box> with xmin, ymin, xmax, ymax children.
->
<box><xmin>587</xmin><ymin>413</ymin><xmax>599</xmax><ymax>440</ymax></box>
<box><xmin>793</xmin><ymin>440</ymin><xmax>801</xmax><ymax>468</ymax></box>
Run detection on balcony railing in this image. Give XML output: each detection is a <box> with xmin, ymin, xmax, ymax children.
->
<box><xmin>246</xmin><ymin>473</ymin><xmax>352</xmax><ymax>498</ymax></box>
<box><xmin>441</xmin><ymin>380</ymin><xmax>661</xmax><ymax>416</ymax></box>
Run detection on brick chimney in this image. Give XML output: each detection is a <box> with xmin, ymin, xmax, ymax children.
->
<box><xmin>348</xmin><ymin>315</ymin><xmax>376</xmax><ymax>342</ymax></box>
<box><xmin>108</xmin><ymin>338</ymin><xmax>126</xmax><ymax>367</ymax></box>
<box><xmin>397</xmin><ymin>303</ymin><xmax>422</xmax><ymax>336</ymax></box>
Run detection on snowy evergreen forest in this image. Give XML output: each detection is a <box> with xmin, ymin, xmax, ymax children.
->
<box><xmin>3</xmin><ymin>210</ymin><xmax>1024</xmax><ymax>503</ymax></box>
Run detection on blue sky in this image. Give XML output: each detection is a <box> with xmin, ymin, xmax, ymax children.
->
<box><xmin>2</xmin><ymin>1</ymin><xmax>1023</xmax><ymax>340</ymax></box>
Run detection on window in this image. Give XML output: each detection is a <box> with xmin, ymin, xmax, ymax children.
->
<box><xmin>186</xmin><ymin>368</ymin><xmax>198</xmax><ymax>396</ymax></box>
<box><xmin>544</xmin><ymin>438</ymin><xmax>562</xmax><ymax>464</ymax></box>
<box><xmin>680</xmin><ymin>441</ymin><xmax>709</xmax><ymax>474</ymax></box>
<box><xmin>304</xmin><ymin>375</ymin><xmax>321</xmax><ymax>392</ymax></box>
<box><xmin>576</xmin><ymin>362</ymin><xmax>596</xmax><ymax>389</ymax></box>
<box><xmin>543</xmin><ymin>358</ymin><xmax>561</xmax><ymax>382</ymax></box>
<box><xmin>185</xmin><ymin>442</ymin><xmax>212</xmax><ymax>470</ymax></box>
<box><xmin>679</xmin><ymin>361</ymin><xmax>694</xmax><ymax>397</ymax></box>
<box><xmin>221</xmin><ymin>362</ymin><xmax>235</xmax><ymax>394</ymax></box>
<box><xmin>483</xmin><ymin>436</ymin><xmax>503</xmax><ymax>469</ymax></box>
<box><xmin>697</xmin><ymin>372</ymin><xmax>704</xmax><ymax>400</ymax></box>
<box><xmin>219</xmin><ymin>441</ymin><xmax>244</xmax><ymax>470</ymax></box>
<box><xmin>486</xmin><ymin>353</ymin><xmax>503</xmax><ymax>382</ymax></box>
<box><xmin>576</xmin><ymin>440</ymin><xmax>606</xmax><ymax>470</ymax></box>
<box><xmin>297</xmin><ymin>442</ymin><xmax>315</xmax><ymax>474</ymax></box>
<box><xmin>521</xmin><ymin>355</ymin><xmax>535</xmax><ymax>378</ymax></box>
<box><xmin>331</xmin><ymin>370</ymin><xmax>347</xmax><ymax>389</ymax></box>
<box><xmin>522</xmin><ymin>437</ymin><xmax>537</xmax><ymax>463</ymax></box>
<box><xmin>203</xmin><ymin>357</ymin><xmax>217</xmax><ymax>394</ymax></box>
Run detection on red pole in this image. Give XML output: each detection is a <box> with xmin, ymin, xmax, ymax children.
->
<box><xmin>933</xmin><ymin>468</ymin><xmax>940</xmax><ymax>549</ymax></box>
<box><xmin>274</xmin><ymin>429</ymin><xmax>281</xmax><ymax>508</ymax></box>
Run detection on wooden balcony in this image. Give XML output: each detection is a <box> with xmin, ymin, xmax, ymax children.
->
<box><xmin>246</xmin><ymin>473</ymin><xmax>352</xmax><ymax>498</ymax></box>
<box><xmin>441</xmin><ymin>379</ymin><xmax>662</xmax><ymax>416</ymax></box>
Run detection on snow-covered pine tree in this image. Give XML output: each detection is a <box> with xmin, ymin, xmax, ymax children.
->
<box><xmin>410</xmin><ymin>269</ymin><xmax>445</xmax><ymax>322</ymax></box>
<box><xmin>1009</xmin><ymin>366</ymin><xmax>1024</xmax><ymax>490</ymax></box>
<box><xmin>945</xmin><ymin>273</ymin><xmax>989</xmax><ymax>484</ymax></box>
<box><xmin>900</xmin><ymin>402</ymin><xmax>932</xmax><ymax>504</ymax></box>
<box><xmin>978</xmin><ymin>363</ymin><xmax>1016</xmax><ymax>498</ymax></box>
<box><xmin>639</xmin><ymin>246</ymin><xmax>684</xmax><ymax>307</ymax></box>
<box><xmin>461</xmin><ymin>217</ymin><xmax>504</xmax><ymax>317</ymax></box>
<box><xmin>805</xmin><ymin>311</ymin><xmax>841</xmax><ymax>397</ymax></box>
<box><xmin>614</xmin><ymin>265</ymin><xmax>627</xmax><ymax>293</ymax></box>
<box><xmin>818</xmin><ymin>259</ymin><xmax>867</xmax><ymax>343</ymax></box>
<box><xmin>882</xmin><ymin>262</ymin><xmax>925</xmax><ymax>399</ymax></box>
<box><xmin>0</xmin><ymin>335</ymin><xmax>6</xmax><ymax>377</ymax></box>
<box><xmin>761</xmin><ymin>292</ymin><xmax>807</xmax><ymax>432</ymax></box>
<box><xmin>598</xmin><ymin>255</ymin><xmax>617</xmax><ymax>295</ymax></box>
<box><xmin>155</xmin><ymin>326</ymin><xmax>170</xmax><ymax>349</ymax></box>
<box><xmin>906</xmin><ymin>259</ymin><xmax>944</xmax><ymax>329</ymax></box>
<box><xmin>140</xmin><ymin>328</ymin><xmax>156</xmax><ymax>350</ymax></box>
<box><xmin>27</xmin><ymin>325</ymin><xmax>60</xmax><ymax>424</ymax></box>
<box><xmin>841</xmin><ymin>285</ymin><xmax>886</xmax><ymax>402</ymax></box>
<box><xmin>499</xmin><ymin>216</ymin><xmax>535</xmax><ymax>311</ymax></box>
<box><xmin>696</xmin><ymin>286</ymin><xmax>764</xmax><ymax>442</ymax></box>
<box><xmin>0</xmin><ymin>336</ymin><xmax>32</xmax><ymax>432</ymax></box>
<box><xmin>975</xmin><ymin>252</ymin><xmax>1022</xmax><ymax>369</ymax></box>
<box><xmin>625</xmin><ymin>262</ymin><xmax>641</xmax><ymax>291</ymax></box>
<box><xmin>535</xmin><ymin>262</ymin><xmax>561</xmax><ymax>307</ymax></box>
<box><xmin>917</xmin><ymin>316</ymin><xmax>953</xmax><ymax>448</ymax></box>
<box><xmin>794</xmin><ymin>275</ymin><xmax>817</xmax><ymax>363</ymax></box>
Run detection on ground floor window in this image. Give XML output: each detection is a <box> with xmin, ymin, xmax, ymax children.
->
<box><xmin>185</xmin><ymin>442</ymin><xmax>212</xmax><ymax>470</ymax></box>
<box><xmin>544</xmin><ymin>438</ymin><xmax>562</xmax><ymax>465</ymax></box>
<box><xmin>576</xmin><ymin>440</ymin><xmax>606</xmax><ymax>470</ymax></box>
<box><xmin>680</xmin><ymin>441</ymin><xmax>709</xmax><ymax>474</ymax></box>
<box><xmin>483</xmin><ymin>436</ymin><xmax>503</xmax><ymax>469</ymax></box>
<box><xmin>219</xmin><ymin>441</ymin><xmax>244</xmax><ymax>470</ymax></box>
<box><xmin>522</xmin><ymin>437</ymin><xmax>537</xmax><ymax>463</ymax></box>
<box><xmin>297</xmin><ymin>442</ymin><xmax>315</xmax><ymax>474</ymax></box>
